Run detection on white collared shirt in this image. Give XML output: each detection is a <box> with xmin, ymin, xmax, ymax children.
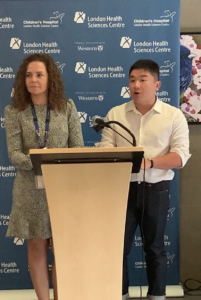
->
<box><xmin>99</xmin><ymin>99</ymin><xmax>191</xmax><ymax>183</ymax></box>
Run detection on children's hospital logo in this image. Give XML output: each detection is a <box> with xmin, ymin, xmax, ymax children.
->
<box><xmin>160</xmin><ymin>60</ymin><xmax>176</xmax><ymax>76</ymax></box>
<box><xmin>49</xmin><ymin>11</ymin><xmax>65</xmax><ymax>24</ymax></box>
<box><xmin>134</xmin><ymin>10</ymin><xmax>176</xmax><ymax>27</ymax></box>
<box><xmin>168</xmin><ymin>207</ymin><xmax>175</xmax><ymax>218</ymax></box>
<box><xmin>166</xmin><ymin>252</ymin><xmax>175</xmax><ymax>264</ymax></box>
<box><xmin>160</xmin><ymin>60</ymin><xmax>176</xmax><ymax>72</ymax></box>
<box><xmin>23</xmin><ymin>11</ymin><xmax>65</xmax><ymax>28</ymax></box>
<box><xmin>160</xmin><ymin>10</ymin><xmax>176</xmax><ymax>22</ymax></box>
<box><xmin>56</xmin><ymin>61</ymin><xmax>66</xmax><ymax>73</ymax></box>
<box><xmin>74</xmin><ymin>12</ymin><xmax>86</xmax><ymax>24</ymax></box>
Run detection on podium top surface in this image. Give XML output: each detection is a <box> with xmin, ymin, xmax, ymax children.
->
<box><xmin>29</xmin><ymin>147</ymin><xmax>143</xmax><ymax>155</ymax></box>
<box><xmin>29</xmin><ymin>147</ymin><xmax>144</xmax><ymax>175</ymax></box>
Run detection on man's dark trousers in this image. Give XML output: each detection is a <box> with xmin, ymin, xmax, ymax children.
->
<box><xmin>123</xmin><ymin>180</ymin><xmax>170</xmax><ymax>296</ymax></box>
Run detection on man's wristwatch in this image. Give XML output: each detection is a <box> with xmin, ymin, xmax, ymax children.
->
<box><xmin>149</xmin><ymin>159</ymin><xmax>154</xmax><ymax>169</ymax></box>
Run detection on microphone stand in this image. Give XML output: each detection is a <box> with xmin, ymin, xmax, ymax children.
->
<box><xmin>93</xmin><ymin>119</ymin><xmax>136</xmax><ymax>147</ymax></box>
<box><xmin>106</xmin><ymin>121</ymin><xmax>136</xmax><ymax>146</ymax></box>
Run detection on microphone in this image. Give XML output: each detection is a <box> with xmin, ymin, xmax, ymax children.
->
<box><xmin>92</xmin><ymin>115</ymin><xmax>136</xmax><ymax>147</ymax></box>
<box><xmin>91</xmin><ymin>115</ymin><xmax>105</xmax><ymax>132</ymax></box>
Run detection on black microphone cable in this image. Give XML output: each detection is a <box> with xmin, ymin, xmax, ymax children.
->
<box><xmin>139</xmin><ymin>157</ymin><xmax>146</xmax><ymax>300</ymax></box>
<box><xmin>105</xmin><ymin>123</ymin><xmax>134</xmax><ymax>147</ymax></box>
<box><xmin>184</xmin><ymin>278</ymin><xmax>201</xmax><ymax>296</ymax></box>
<box><xmin>106</xmin><ymin>120</ymin><xmax>136</xmax><ymax>146</ymax></box>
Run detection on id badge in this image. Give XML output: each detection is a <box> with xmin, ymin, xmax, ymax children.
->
<box><xmin>35</xmin><ymin>175</ymin><xmax>45</xmax><ymax>189</ymax></box>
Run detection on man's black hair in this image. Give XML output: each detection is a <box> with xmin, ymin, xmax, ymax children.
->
<box><xmin>129</xmin><ymin>59</ymin><xmax>160</xmax><ymax>80</ymax></box>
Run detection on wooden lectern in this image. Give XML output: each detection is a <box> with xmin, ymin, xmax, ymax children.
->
<box><xmin>29</xmin><ymin>147</ymin><xmax>144</xmax><ymax>300</ymax></box>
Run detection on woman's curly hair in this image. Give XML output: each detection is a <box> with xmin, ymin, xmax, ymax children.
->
<box><xmin>12</xmin><ymin>53</ymin><xmax>67</xmax><ymax>111</ymax></box>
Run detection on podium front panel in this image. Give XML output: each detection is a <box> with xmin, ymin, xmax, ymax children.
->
<box><xmin>42</xmin><ymin>162</ymin><xmax>132</xmax><ymax>300</ymax></box>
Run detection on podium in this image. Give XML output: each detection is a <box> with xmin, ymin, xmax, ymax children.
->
<box><xmin>29</xmin><ymin>147</ymin><xmax>144</xmax><ymax>300</ymax></box>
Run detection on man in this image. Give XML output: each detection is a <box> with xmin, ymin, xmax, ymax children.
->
<box><xmin>99</xmin><ymin>60</ymin><xmax>191</xmax><ymax>300</ymax></box>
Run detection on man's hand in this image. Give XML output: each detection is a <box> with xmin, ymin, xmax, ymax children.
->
<box><xmin>140</xmin><ymin>158</ymin><xmax>152</xmax><ymax>170</ymax></box>
<box><xmin>140</xmin><ymin>153</ymin><xmax>183</xmax><ymax>171</ymax></box>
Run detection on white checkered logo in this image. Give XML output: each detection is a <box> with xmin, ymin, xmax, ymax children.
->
<box><xmin>121</xmin><ymin>87</ymin><xmax>130</xmax><ymax>98</ymax></box>
<box><xmin>78</xmin><ymin>112</ymin><xmax>87</xmax><ymax>123</ymax></box>
<box><xmin>120</xmin><ymin>37</ymin><xmax>132</xmax><ymax>48</ymax></box>
<box><xmin>14</xmin><ymin>238</ymin><xmax>25</xmax><ymax>245</ymax></box>
<box><xmin>75</xmin><ymin>62</ymin><xmax>87</xmax><ymax>74</ymax></box>
<box><xmin>74</xmin><ymin>12</ymin><xmax>86</xmax><ymax>23</ymax></box>
<box><xmin>10</xmin><ymin>38</ymin><xmax>21</xmax><ymax>49</ymax></box>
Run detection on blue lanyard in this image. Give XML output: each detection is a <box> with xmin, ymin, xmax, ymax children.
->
<box><xmin>31</xmin><ymin>103</ymin><xmax>50</xmax><ymax>149</ymax></box>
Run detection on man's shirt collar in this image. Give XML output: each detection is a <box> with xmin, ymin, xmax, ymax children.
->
<box><xmin>125</xmin><ymin>98</ymin><xmax>162</xmax><ymax>114</ymax></box>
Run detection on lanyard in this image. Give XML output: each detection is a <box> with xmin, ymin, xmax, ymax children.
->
<box><xmin>31</xmin><ymin>103</ymin><xmax>50</xmax><ymax>149</ymax></box>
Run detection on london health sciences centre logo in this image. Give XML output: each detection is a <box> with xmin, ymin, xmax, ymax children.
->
<box><xmin>0</xmin><ymin>16</ymin><xmax>14</xmax><ymax>29</ymax></box>
<box><xmin>74</xmin><ymin>12</ymin><xmax>125</xmax><ymax>28</ymax></box>
<box><xmin>121</xmin><ymin>87</ymin><xmax>130</xmax><ymax>98</ymax></box>
<box><xmin>9</xmin><ymin>38</ymin><xmax>61</xmax><ymax>55</ymax></box>
<box><xmin>75</xmin><ymin>62</ymin><xmax>87</xmax><ymax>74</ymax></box>
<box><xmin>0</xmin><ymin>67</ymin><xmax>15</xmax><ymax>79</ymax></box>
<box><xmin>78</xmin><ymin>112</ymin><xmax>87</xmax><ymax>123</ymax></box>
<box><xmin>14</xmin><ymin>238</ymin><xmax>25</xmax><ymax>246</ymax></box>
<box><xmin>120</xmin><ymin>37</ymin><xmax>132</xmax><ymax>49</ymax></box>
<box><xmin>74</xmin><ymin>12</ymin><xmax>86</xmax><ymax>23</ymax></box>
<box><xmin>10</xmin><ymin>38</ymin><xmax>21</xmax><ymax>49</ymax></box>
<box><xmin>75</xmin><ymin>62</ymin><xmax>125</xmax><ymax>79</ymax></box>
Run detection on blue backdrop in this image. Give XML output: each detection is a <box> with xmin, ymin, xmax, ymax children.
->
<box><xmin>0</xmin><ymin>0</ymin><xmax>180</xmax><ymax>290</ymax></box>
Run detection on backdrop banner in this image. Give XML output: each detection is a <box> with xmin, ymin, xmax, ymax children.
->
<box><xmin>0</xmin><ymin>0</ymin><xmax>180</xmax><ymax>290</ymax></box>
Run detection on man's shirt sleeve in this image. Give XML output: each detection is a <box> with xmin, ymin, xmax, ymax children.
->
<box><xmin>170</xmin><ymin>109</ymin><xmax>191</xmax><ymax>167</ymax></box>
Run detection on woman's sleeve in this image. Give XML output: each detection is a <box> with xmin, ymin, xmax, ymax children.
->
<box><xmin>67</xmin><ymin>99</ymin><xmax>84</xmax><ymax>148</ymax></box>
<box><xmin>4</xmin><ymin>105</ymin><xmax>33</xmax><ymax>170</ymax></box>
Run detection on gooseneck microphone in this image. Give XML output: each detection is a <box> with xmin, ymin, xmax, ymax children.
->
<box><xmin>91</xmin><ymin>115</ymin><xmax>136</xmax><ymax>146</ymax></box>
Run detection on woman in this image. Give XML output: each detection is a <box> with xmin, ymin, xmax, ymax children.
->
<box><xmin>4</xmin><ymin>53</ymin><xmax>84</xmax><ymax>300</ymax></box>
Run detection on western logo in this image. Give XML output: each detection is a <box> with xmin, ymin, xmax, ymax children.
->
<box><xmin>75</xmin><ymin>92</ymin><xmax>105</xmax><ymax>101</ymax></box>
